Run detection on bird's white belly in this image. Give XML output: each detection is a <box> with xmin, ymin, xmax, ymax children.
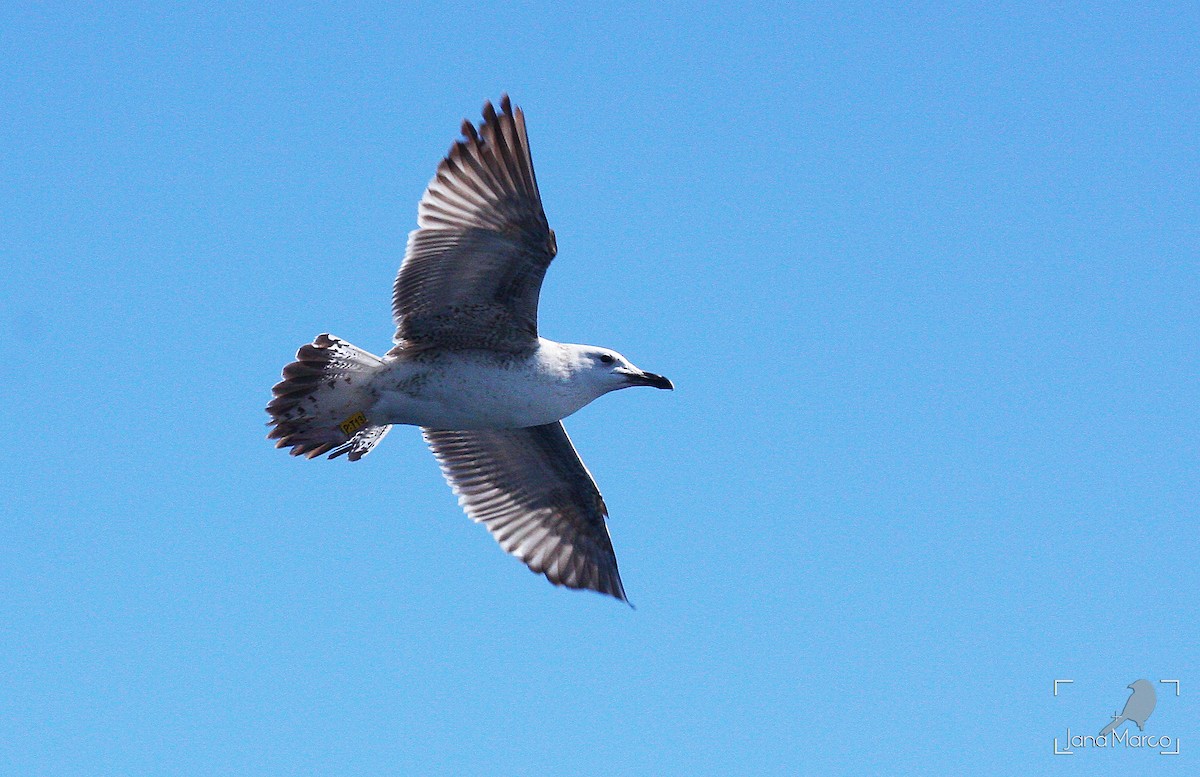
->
<box><xmin>366</xmin><ymin>353</ymin><xmax>586</xmax><ymax>430</ymax></box>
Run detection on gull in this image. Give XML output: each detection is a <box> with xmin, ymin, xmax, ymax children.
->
<box><xmin>266</xmin><ymin>95</ymin><xmax>672</xmax><ymax>602</ymax></box>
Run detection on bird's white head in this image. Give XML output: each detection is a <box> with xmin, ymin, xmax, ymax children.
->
<box><xmin>568</xmin><ymin>345</ymin><xmax>674</xmax><ymax>396</ymax></box>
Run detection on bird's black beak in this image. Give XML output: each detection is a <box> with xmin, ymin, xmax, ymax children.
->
<box><xmin>625</xmin><ymin>370</ymin><xmax>674</xmax><ymax>390</ymax></box>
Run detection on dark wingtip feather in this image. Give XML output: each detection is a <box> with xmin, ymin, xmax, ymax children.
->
<box><xmin>481</xmin><ymin>99</ymin><xmax>498</xmax><ymax>126</ymax></box>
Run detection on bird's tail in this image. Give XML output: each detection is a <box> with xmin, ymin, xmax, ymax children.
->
<box><xmin>266</xmin><ymin>334</ymin><xmax>391</xmax><ymax>460</ymax></box>
<box><xmin>1099</xmin><ymin>715</ymin><xmax>1127</xmax><ymax>738</ymax></box>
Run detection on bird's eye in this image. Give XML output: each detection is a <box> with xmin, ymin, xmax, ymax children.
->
<box><xmin>598</xmin><ymin>354</ymin><xmax>614</xmax><ymax>365</ymax></box>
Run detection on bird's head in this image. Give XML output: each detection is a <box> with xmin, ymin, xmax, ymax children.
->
<box><xmin>577</xmin><ymin>346</ymin><xmax>673</xmax><ymax>394</ymax></box>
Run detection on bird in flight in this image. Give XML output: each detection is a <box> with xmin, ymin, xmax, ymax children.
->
<box><xmin>267</xmin><ymin>95</ymin><xmax>672</xmax><ymax>602</ymax></box>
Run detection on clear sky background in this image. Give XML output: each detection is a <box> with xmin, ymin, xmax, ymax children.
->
<box><xmin>2</xmin><ymin>2</ymin><xmax>1196</xmax><ymax>775</ymax></box>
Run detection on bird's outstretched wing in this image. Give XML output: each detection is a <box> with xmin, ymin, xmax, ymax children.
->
<box><xmin>423</xmin><ymin>422</ymin><xmax>627</xmax><ymax>601</ymax></box>
<box><xmin>392</xmin><ymin>95</ymin><xmax>557</xmax><ymax>354</ymax></box>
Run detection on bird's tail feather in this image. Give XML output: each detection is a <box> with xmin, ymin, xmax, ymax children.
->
<box><xmin>1099</xmin><ymin>715</ymin><xmax>1126</xmax><ymax>738</ymax></box>
<box><xmin>266</xmin><ymin>334</ymin><xmax>391</xmax><ymax>460</ymax></box>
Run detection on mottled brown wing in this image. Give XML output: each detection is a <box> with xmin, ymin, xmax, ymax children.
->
<box><xmin>423</xmin><ymin>422</ymin><xmax>627</xmax><ymax>601</ymax></box>
<box><xmin>392</xmin><ymin>95</ymin><xmax>557</xmax><ymax>353</ymax></box>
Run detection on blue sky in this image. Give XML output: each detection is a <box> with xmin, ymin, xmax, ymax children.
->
<box><xmin>2</xmin><ymin>2</ymin><xmax>1196</xmax><ymax>774</ymax></box>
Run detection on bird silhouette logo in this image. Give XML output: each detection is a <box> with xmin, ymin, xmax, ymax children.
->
<box><xmin>1098</xmin><ymin>679</ymin><xmax>1156</xmax><ymax>737</ymax></box>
